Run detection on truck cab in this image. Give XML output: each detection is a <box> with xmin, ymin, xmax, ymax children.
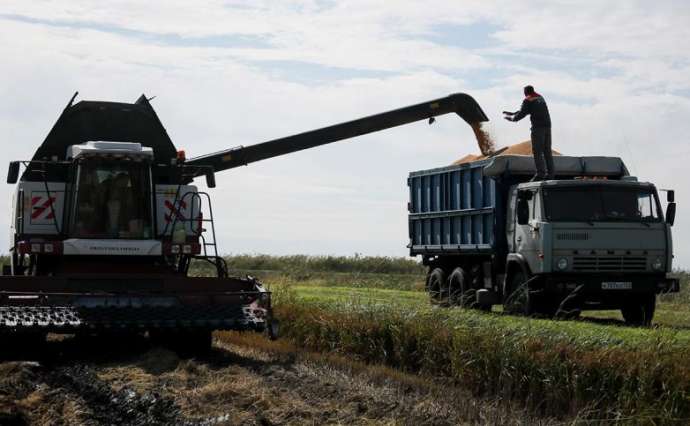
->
<box><xmin>504</xmin><ymin>178</ymin><xmax>677</xmax><ymax>324</ymax></box>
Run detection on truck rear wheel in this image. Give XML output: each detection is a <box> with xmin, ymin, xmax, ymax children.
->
<box><xmin>621</xmin><ymin>294</ymin><xmax>656</xmax><ymax>326</ymax></box>
<box><xmin>448</xmin><ymin>267</ymin><xmax>473</xmax><ymax>308</ymax></box>
<box><xmin>427</xmin><ymin>268</ymin><xmax>447</xmax><ymax>305</ymax></box>
<box><xmin>504</xmin><ymin>270</ymin><xmax>534</xmax><ymax>316</ymax></box>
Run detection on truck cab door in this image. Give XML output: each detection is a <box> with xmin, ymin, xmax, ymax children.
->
<box><xmin>514</xmin><ymin>189</ymin><xmax>541</xmax><ymax>270</ymax></box>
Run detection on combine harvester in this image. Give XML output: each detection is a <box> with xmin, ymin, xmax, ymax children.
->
<box><xmin>1</xmin><ymin>92</ymin><xmax>487</xmax><ymax>351</ymax></box>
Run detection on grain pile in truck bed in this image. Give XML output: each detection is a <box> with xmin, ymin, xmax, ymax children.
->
<box><xmin>452</xmin><ymin>140</ymin><xmax>561</xmax><ymax>165</ymax></box>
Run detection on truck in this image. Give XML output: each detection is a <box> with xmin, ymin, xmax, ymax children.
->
<box><xmin>408</xmin><ymin>154</ymin><xmax>679</xmax><ymax>325</ymax></box>
<box><xmin>1</xmin><ymin>92</ymin><xmax>488</xmax><ymax>351</ymax></box>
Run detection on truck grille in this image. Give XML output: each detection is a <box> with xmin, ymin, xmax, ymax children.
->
<box><xmin>572</xmin><ymin>256</ymin><xmax>647</xmax><ymax>272</ymax></box>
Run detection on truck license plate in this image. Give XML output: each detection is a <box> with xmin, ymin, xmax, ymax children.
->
<box><xmin>602</xmin><ymin>282</ymin><xmax>632</xmax><ymax>290</ymax></box>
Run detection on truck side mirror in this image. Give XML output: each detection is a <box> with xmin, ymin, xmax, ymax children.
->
<box><xmin>667</xmin><ymin>190</ymin><xmax>675</xmax><ymax>203</ymax></box>
<box><xmin>517</xmin><ymin>198</ymin><xmax>530</xmax><ymax>225</ymax></box>
<box><xmin>205</xmin><ymin>171</ymin><xmax>216</xmax><ymax>188</ymax></box>
<box><xmin>666</xmin><ymin>202</ymin><xmax>676</xmax><ymax>226</ymax></box>
<box><xmin>7</xmin><ymin>161</ymin><xmax>20</xmax><ymax>184</ymax></box>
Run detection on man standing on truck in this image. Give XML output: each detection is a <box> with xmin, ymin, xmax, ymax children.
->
<box><xmin>504</xmin><ymin>86</ymin><xmax>554</xmax><ymax>181</ymax></box>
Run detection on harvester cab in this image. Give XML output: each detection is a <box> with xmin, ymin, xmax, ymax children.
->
<box><xmin>2</xmin><ymin>91</ymin><xmax>488</xmax><ymax>350</ymax></box>
<box><xmin>8</xmin><ymin>133</ymin><xmax>214</xmax><ymax>276</ymax></box>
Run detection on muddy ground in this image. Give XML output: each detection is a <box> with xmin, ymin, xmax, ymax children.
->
<box><xmin>0</xmin><ymin>334</ymin><xmax>548</xmax><ymax>426</ymax></box>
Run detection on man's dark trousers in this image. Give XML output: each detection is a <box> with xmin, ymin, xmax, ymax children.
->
<box><xmin>531</xmin><ymin>127</ymin><xmax>554</xmax><ymax>179</ymax></box>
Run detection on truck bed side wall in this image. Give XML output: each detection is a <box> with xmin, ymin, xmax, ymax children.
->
<box><xmin>408</xmin><ymin>161</ymin><xmax>510</xmax><ymax>267</ymax></box>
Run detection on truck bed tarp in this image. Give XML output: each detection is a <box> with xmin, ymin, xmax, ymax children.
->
<box><xmin>482</xmin><ymin>155</ymin><xmax>629</xmax><ymax>178</ymax></box>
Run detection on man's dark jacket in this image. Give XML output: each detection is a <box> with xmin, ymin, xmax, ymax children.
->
<box><xmin>512</xmin><ymin>94</ymin><xmax>551</xmax><ymax>128</ymax></box>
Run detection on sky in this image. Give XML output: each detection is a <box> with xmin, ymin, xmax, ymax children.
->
<box><xmin>1</xmin><ymin>1</ymin><xmax>689</xmax><ymax>267</ymax></box>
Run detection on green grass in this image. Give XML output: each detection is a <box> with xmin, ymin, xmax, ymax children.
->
<box><xmin>190</xmin><ymin>255</ymin><xmax>425</xmax><ymax>291</ymax></box>
<box><xmin>222</xmin><ymin>253</ymin><xmax>425</xmax><ymax>275</ymax></box>
<box><xmin>265</xmin><ymin>277</ymin><xmax>690</xmax><ymax>330</ymax></box>
<box><xmin>272</xmin><ymin>286</ymin><xmax>690</xmax><ymax>423</ymax></box>
<box><xmin>292</xmin><ymin>284</ymin><xmax>427</xmax><ymax>306</ymax></box>
<box><xmin>252</xmin><ymin>264</ymin><xmax>690</xmax><ymax>423</ymax></box>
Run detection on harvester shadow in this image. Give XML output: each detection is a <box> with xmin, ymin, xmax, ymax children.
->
<box><xmin>0</xmin><ymin>333</ymin><xmax>152</xmax><ymax>364</ymax></box>
<box><xmin>0</xmin><ymin>332</ymin><xmax>294</xmax><ymax>376</ymax></box>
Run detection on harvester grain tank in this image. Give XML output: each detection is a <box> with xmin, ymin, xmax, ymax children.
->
<box><xmin>408</xmin><ymin>155</ymin><xmax>679</xmax><ymax>325</ymax></box>
<box><xmin>2</xmin><ymin>92</ymin><xmax>488</xmax><ymax>350</ymax></box>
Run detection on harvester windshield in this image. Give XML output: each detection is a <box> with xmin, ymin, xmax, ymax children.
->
<box><xmin>71</xmin><ymin>159</ymin><xmax>153</xmax><ymax>239</ymax></box>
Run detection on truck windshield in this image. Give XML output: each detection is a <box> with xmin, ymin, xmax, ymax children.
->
<box><xmin>543</xmin><ymin>186</ymin><xmax>661</xmax><ymax>223</ymax></box>
<box><xmin>71</xmin><ymin>159</ymin><xmax>153</xmax><ymax>239</ymax></box>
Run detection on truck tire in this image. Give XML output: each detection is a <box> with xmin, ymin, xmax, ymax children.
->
<box><xmin>427</xmin><ymin>268</ymin><xmax>447</xmax><ymax>305</ymax></box>
<box><xmin>448</xmin><ymin>267</ymin><xmax>473</xmax><ymax>308</ymax></box>
<box><xmin>504</xmin><ymin>270</ymin><xmax>534</xmax><ymax>316</ymax></box>
<box><xmin>621</xmin><ymin>294</ymin><xmax>656</xmax><ymax>326</ymax></box>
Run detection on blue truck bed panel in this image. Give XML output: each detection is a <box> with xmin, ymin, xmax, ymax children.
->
<box><xmin>408</xmin><ymin>160</ymin><xmax>498</xmax><ymax>255</ymax></box>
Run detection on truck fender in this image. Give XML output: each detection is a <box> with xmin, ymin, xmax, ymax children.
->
<box><xmin>503</xmin><ymin>254</ymin><xmax>532</xmax><ymax>297</ymax></box>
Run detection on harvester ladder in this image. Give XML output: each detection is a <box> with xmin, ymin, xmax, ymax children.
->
<box><xmin>170</xmin><ymin>191</ymin><xmax>228</xmax><ymax>277</ymax></box>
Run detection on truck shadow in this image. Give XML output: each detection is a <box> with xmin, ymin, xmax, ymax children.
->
<box><xmin>490</xmin><ymin>308</ymin><xmax>690</xmax><ymax>330</ymax></box>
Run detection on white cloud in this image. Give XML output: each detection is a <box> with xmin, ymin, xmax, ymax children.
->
<box><xmin>1</xmin><ymin>1</ymin><xmax>689</xmax><ymax>267</ymax></box>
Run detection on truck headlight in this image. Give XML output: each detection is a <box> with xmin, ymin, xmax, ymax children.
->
<box><xmin>557</xmin><ymin>257</ymin><xmax>569</xmax><ymax>271</ymax></box>
<box><xmin>652</xmin><ymin>257</ymin><xmax>664</xmax><ymax>271</ymax></box>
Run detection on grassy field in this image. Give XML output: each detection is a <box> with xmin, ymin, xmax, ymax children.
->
<box><xmin>270</xmin><ymin>285</ymin><xmax>690</xmax><ymax>423</ymax></box>
<box><xmin>215</xmin><ymin>254</ymin><xmax>690</xmax><ymax>329</ymax></box>
<box><xmin>3</xmin><ymin>253</ymin><xmax>689</xmax><ymax>422</ymax></box>
<box><xmin>211</xmin><ymin>255</ymin><xmax>690</xmax><ymax>423</ymax></box>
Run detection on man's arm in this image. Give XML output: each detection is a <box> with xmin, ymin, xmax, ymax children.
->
<box><xmin>505</xmin><ymin>99</ymin><xmax>529</xmax><ymax>122</ymax></box>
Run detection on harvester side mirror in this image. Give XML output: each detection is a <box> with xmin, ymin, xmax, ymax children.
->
<box><xmin>205</xmin><ymin>171</ymin><xmax>216</xmax><ymax>188</ymax></box>
<box><xmin>517</xmin><ymin>198</ymin><xmax>530</xmax><ymax>225</ymax></box>
<box><xmin>7</xmin><ymin>161</ymin><xmax>20</xmax><ymax>184</ymax></box>
<box><xmin>666</xmin><ymin>202</ymin><xmax>676</xmax><ymax>226</ymax></box>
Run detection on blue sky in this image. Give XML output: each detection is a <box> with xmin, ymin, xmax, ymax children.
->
<box><xmin>1</xmin><ymin>1</ymin><xmax>690</xmax><ymax>266</ymax></box>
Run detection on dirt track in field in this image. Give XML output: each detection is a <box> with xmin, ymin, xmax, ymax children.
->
<box><xmin>0</xmin><ymin>334</ymin><xmax>548</xmax><ymax>426</ymax></box>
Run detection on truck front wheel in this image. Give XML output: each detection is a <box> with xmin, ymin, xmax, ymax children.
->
<box><xmin>621</xmin><ymin>294</ymin><xmax>656</xmax><ymax>326</ymax></box>
<box><xmin>504</xmin><ymin>270</ymin><xmax>534</xmax><ymax>316</ymax></box>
